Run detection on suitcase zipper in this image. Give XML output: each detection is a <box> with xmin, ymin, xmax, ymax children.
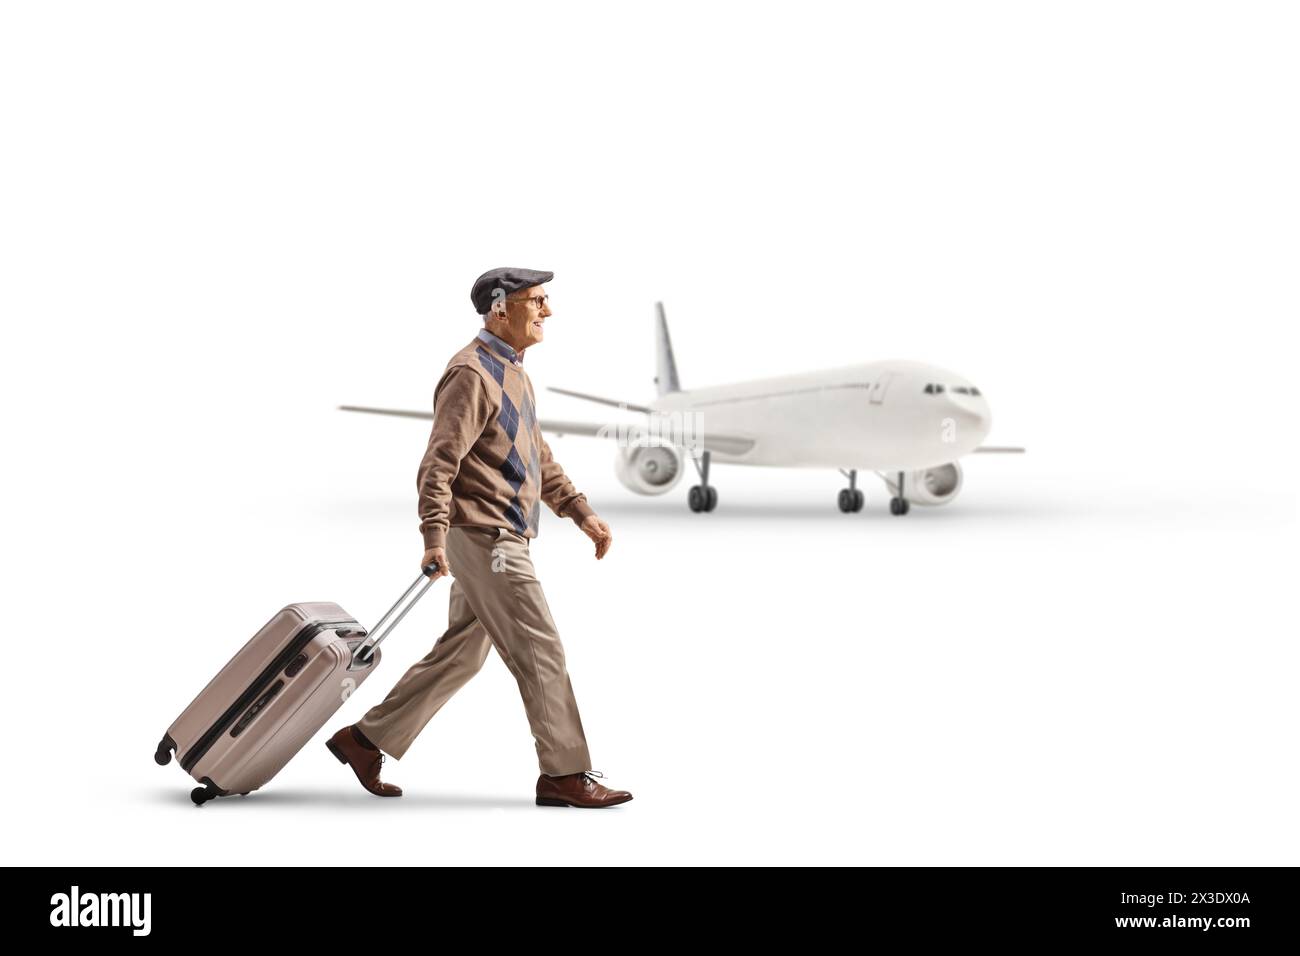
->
<box><xmin>180</xmin><ymin>619</ymin><xmax>355</xmax><ymax>773</ymax></box>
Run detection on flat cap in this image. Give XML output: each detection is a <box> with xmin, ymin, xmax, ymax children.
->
<box><xmin>470</xmin><ymin>267</ymin><xmax>554</xmax><ymax>315</ymax></box>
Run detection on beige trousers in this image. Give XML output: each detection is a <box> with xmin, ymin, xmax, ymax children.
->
<box><xmin>356</xmin><ymin>525</ymin><xmax>592</xmax><ymax>776</ymax></box>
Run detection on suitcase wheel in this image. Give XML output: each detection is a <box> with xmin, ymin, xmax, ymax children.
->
<box><xmin>154</xmin><ymin>733</ymin><xmax>177</xmax><ymax>766</ymax></box>
<box><xmin>191</xmin><ymin>777</ymin><xmax>228</xmax><ymax>806</ymax></box>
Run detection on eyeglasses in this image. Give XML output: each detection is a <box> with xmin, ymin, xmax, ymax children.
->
<box><xmin>508</xmin><ymin>294</ymin><xmax>549</xmax><ymax>310</ymax></box>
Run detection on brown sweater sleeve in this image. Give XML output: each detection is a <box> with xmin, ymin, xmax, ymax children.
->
<box><xmin>538</xmin><ymin>433</ymin><xmax>597</xmax><ymax>528</ymax></box>
<box><xmin>417</xmin><ymin>365</ymin><xmax>495</xmax><ymax>551</ymax></box>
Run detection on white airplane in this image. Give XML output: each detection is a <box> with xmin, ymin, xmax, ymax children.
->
<box><xmin>342</xmin><ymin>304</ymin><xmax>1023</xmax><ymax>515</ymax></box>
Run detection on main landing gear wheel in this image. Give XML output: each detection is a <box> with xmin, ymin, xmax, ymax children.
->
<box><xmin>687</xmin><ymin>450</ymin><xmax>717</xmax><ymax>512</ymax></box>
<box><xmin>688</xmin><ymin>485</ymin><xmax>717</xmax><ymax>512</ymax></box>
<box><xmin>837</xmin><ymin>470</ymin><xmax>865</xmax><ymax>513</ymax></box>
<box><xmin>836</xmin><ymin>489</ymin><xmax>864</xmax><ymax>512</ymax></box>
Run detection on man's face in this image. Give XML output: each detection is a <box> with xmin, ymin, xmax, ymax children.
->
<box><xmin>494</xmin><ymin>284</ymin><xmax>551</xmax><ymax>350</ymax></box>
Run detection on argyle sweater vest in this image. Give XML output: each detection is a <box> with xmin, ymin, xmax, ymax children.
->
<box><xmin>416</xmin><ymin>333</ymin><xmax>595</xmax><ymax>552</ymax></box>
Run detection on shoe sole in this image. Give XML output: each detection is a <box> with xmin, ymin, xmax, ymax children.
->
<box><xmin>326</xmin><ymin>738</ymin><xmax>402</xmax><ymax>797</ymax></box>
<box><xmin>536</xmin><ymin>795</ymin><xmax>633</xmax><ymax>808</ymax></box>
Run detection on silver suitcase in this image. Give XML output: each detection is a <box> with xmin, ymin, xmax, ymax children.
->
<box><xmin>155</xmin><ymin>569</ymin><xmax>438</xmax><ymax>805</ymax></box>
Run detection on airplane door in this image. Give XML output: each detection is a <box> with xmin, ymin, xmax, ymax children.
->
<box><xmin>869</xmin><ymin>372</ymin><xmax>892</xmax><ymax>405</ymax></box>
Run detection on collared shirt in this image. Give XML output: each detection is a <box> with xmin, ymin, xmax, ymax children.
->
<box><xmin>476</xmin><ymin>328</ymin><xmax>524</xmax><ymax>366</ymax></box>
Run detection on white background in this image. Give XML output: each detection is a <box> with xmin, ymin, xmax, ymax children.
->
<box><xmin>2</xmin><ymin>2</ymin><xmax>1296</xmax><ymax>865</ymax></box>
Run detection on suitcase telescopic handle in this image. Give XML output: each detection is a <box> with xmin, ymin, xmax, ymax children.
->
<box><xmin>351</xmin><ymin>562</ymin><xmax>441</xmax><ymax>665</ymax></box>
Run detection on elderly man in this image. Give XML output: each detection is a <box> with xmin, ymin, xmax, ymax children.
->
<box><xmin>327</xmin><ymin>267</ymin><xmax>632</xmax><ymax>808</ymax></box>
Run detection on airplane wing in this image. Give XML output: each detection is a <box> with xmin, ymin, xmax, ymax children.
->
<box><xmin>973</xmin><ymin>446</ymin><xmax>1026</xmax><ymax>453</ymax></box>
<box><xmin>339</xmin><ymin>405</ymin><xmax>435</xmax><ymax>421</ymax></box>
<box><xmin>537</xmin><ymin>418</ymin><xmax>611</xmax><ymax>436</ymax></box>
<box><xmin>539</xmin><ymin>418</ymin><xmax>756</xmax><ymax>456</ymax></box>
<box><xmin>337</xmin><ymin>406</ymin><xmax>757</xmax><ymax>456</ymax></box>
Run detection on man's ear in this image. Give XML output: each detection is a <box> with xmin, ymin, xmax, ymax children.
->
<box><xmin>491</xmin><ymin>287</ymin><xmax>507</xmax><ymax>319</ymax></box>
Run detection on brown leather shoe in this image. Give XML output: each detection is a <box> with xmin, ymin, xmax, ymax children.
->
<box><xmin>326</xmin><ymin>725</ymin><xmax>402</xmax><ymax>797</ymax></box>
<box><xmin>536</xmin><ymin>770</ymin><xmax>632</xmax><ymax>808</ymax></box>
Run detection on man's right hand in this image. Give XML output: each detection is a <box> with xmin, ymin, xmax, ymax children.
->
<box><xmin>422</xmin><ymin>548</ymin><xmax>451</xmax><ymax>581</ymax></box>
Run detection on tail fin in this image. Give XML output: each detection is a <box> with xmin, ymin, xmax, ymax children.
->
<box><xmin>654</xmin><ymin>302</ymin><xmax>681</xmax><ymax>396</ymax></box>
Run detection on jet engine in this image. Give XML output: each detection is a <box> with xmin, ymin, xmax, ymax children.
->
<box><xmin>614</xmin><ymin>439</ymin><xmax>685</xmax><ymax>495</ymax></box>
<box><xmin>883</xmin><ymin>462</ymin><xmax>964</xmax><ymax>506</ymax></box>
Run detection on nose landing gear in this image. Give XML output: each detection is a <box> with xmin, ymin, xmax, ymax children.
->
<box><xmin>889</xmin><ymin>470</ymin><xmax>911</xmax><ymax>515</ymax></box>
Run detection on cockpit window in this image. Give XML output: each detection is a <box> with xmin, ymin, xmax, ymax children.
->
<box><xmin>923</xmin><ymin>383</ymin><xmax>946</xmax><ymax>394</ymax></box>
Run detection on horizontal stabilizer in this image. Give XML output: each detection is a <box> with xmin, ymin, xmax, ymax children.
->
<box><xmin>546</xmin><ymin>386</ymin><xmax>652</xmax><ymax>413</ymax></box>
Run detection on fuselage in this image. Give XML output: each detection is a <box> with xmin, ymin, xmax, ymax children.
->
<box><xmin>649</xmin><ymin>360</ymin><xmax>992</xmax><ymax>470</ymax></box>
